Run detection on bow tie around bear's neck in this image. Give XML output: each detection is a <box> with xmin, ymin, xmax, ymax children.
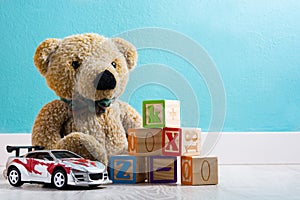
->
<box><xmin>61</xmin><ymin>96</ymin><xmax>115</xmax><ymax>116</ymax></box>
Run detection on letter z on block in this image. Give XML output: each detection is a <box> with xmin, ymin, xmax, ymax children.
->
<box><xmin>110</xmin><ymin>155</ymin><xmax>146</xmax><ymax>184</ymax></box>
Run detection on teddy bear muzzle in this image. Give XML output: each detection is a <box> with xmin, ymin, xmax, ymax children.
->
<box><xmin>93</xmin><ymin>70</ymin><xmax>116</xmax><ymax>90</ymax></box>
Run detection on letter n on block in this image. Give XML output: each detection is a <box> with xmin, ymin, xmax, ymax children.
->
<box><xmin>149</xmin><ymin>156</ymin><xmax>177</xmax><ymax>183</ymax></box>
<box><xmin>162</xmin><ymin>127</ymin><xmax>182</xmax><ymax>156</ymax></box>
<box><xmin>110</xmin><ymin>155</ymin><xmax>146</xmax><ymax>184</ymax></box>
<box><xmin>181</xmin><ymin>156</ymin><xmax>218</xmax><ymax>185</ymax></box>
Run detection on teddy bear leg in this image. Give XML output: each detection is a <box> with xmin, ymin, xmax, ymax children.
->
<box><xmin>55</xmin><ymin>132</ymin><xmax>108</xmax><ymax>165</ymax></box>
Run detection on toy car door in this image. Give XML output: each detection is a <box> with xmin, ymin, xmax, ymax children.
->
<box><xmin>26</xmin><ymin>152</ymin><xmax>53</xmax><ymax>179</ymax></box>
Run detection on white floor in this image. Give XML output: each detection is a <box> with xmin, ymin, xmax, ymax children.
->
<box><xmin>1</xmin><ymin>165</ymin><xmax>300</xmax><ymax>200</ymax></box>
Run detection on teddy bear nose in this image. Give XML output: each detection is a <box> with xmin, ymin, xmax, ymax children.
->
<box><xmin>93</xmin><ymin>70</ymin><xmax>116</xmax><ymax>90</ymax></box>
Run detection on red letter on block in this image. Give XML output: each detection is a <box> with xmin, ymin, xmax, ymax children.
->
<box><xmin>162</xmin><ymin>127</ymin><xmax>181</xmax><ymax>156</ymax></box>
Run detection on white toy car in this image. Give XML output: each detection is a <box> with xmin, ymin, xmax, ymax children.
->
<box><xmin>3</xmin><ymin>146</ymin><xmax>111</xmax><ymax>189</ymax></box>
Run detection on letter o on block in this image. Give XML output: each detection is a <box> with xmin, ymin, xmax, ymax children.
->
<box><xmin>181</xmin><ymin>156</ymin><xmax>218</xmax><ymax>185</ymax></box>
<box><xmin>128</xmin><ymin>128</ymin><xmax>163</xmax><ymax>156</ymax></box>
<box><xmin>201</xmin><ymin>160</ymin><xmax>211</xmax><ymax>181</ymax></box>
<box><xmin>145</xmin><ymin>131</ymin><xmax>155</xmax><ymax>152</ymax></box>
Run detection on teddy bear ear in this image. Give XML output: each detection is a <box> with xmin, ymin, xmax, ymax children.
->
<box><xmin>34</xmin><ymin>38</ymin><xmax>60</xmax><ymax>76</ymax></box>
<box><xmin>112</xmin><ymin>38</ymin><xmax>137</xmax><ymax>70</ymax></box>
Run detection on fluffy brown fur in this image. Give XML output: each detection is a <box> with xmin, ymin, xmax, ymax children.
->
<box><xmin>32</xmin><ymin>33</ymin><xmax>141</xmax><ymax>165</ymax></box>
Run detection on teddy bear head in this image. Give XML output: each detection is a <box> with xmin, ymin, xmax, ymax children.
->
<box><xmin>34</xmin><ymin>33</ymin><xmax>137</xmax><ymax>111</ymax></box>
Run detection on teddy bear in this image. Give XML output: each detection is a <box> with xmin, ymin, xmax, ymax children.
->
<box><xmin>31</xmin><ymin>33</ymin><xmax>141</xmax><ymax>165</ymax></box>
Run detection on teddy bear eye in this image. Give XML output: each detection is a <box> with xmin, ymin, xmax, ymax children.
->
<box><xmin>111</xmin><ymin>61</ymin><xmax>117</xmax><ymax>68</ymax></box>
<box><xmin>72</xmin><ymin>61</ymin><xmax>80</xmax><ymax>69</ymax></box>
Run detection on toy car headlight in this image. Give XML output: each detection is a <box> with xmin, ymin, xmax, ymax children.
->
<box><xmin>94</xmin><ymin>161</ymin><xmax>105</xmax><ymax>171</ymax></box>
<box><xmin>71</xmin><ymin>167</ymin><xmax>87</xmax><ymax>173</ymax></box>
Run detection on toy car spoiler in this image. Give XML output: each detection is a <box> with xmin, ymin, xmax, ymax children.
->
<box><xmin>6</xmin><ymin>145</ymin><xmax>45</xmax><ymax>157</ymax></box>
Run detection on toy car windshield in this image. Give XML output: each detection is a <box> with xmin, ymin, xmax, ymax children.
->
<box><xmin>51</xmin><ymin>151</ymin><xmax>82</xmax><ymax>159</ymax></box>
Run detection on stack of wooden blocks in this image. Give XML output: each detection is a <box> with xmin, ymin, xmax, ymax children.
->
<box><xmin>110</xmin><ymin>100</ymin><xmax>218</xmax><ymax>185</ymax></box>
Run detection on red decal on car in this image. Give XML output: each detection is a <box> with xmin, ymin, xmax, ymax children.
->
<box><xmin>12</xmin><ymin>159</ymin><xmax>48</xmax><ymax>175</ymax></box>
<box><xmin>12</xmin><ymin>159</ymin><xmax>71</xmax><ymax>175</ymax></box>
<box><xmin>68</xmin><ymin>158</ymin><xmax>91</xmax><ymax>167</ymax></box>
<box><xmin>90</xmin><ymin>161</ymin><xmax>96</xmax><ymax>167</ymax></box>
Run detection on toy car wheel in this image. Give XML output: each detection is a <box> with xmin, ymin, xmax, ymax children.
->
<box><xmin>8</xmin><ymin>167</ymin><xmax>23</xmax><ymax>187</ymax></box>
<box><xmin>52</xmin><ymin>169</ymin><xmax>68</xmax><ymax>189</ymax></box>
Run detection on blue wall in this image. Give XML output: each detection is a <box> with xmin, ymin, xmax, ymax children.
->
<box><xmin>0</xmin><ymin>0</ymin><xmax>300</xmax><ymax>132</ymax></box>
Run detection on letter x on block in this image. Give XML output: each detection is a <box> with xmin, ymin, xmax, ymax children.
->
<box><xmin>162</xmin><ymin>127</ymin><xmax>182</xmax><ymax>156</ymax></box>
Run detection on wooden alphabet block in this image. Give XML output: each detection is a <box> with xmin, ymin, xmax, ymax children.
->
<box><xmin>181</xmin><ymin>156</ymin><xmax>218</xmax><ymax>185</ymax></box>
<box><xmin>129</xmin><ymin>127</ymin><xmax>200</xmax><ymax>157</ymax></box>
<box><xmin>162</xmin><ymin>127</ymin><xmax>182</xmax><ymax>156</ymax></box>
<box><xmin>110</xmin><ymin>155</ymin><xmax>146</xmax><ymax>184</ymax></box>
<box><xmin>149</xmin><ymin>156</ymin><xmax>177</xmax><ymax>183</ymax></box>
<box><xmin>128</xmin><ymin>128</ymin><xmax>163</xmax><ymax>156</ymax></box>
<box><xmin>162</xmin><ymin>127</ymin><xmax>201</xmax><ymax>156</ymax></box>
<box><xmin>181</xmin><ymin>128</ymin><xmax>201</xmax><ymax>156</ymax></box>
<box><xmin>142</xmin><ymin>100</ymin><xmax>180</xmax><ymax>128</ymax></box>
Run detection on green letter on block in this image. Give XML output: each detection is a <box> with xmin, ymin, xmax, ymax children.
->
<box><xmin>147</xmin><ymin>105</ymin><xmax>161</xmax><ymax>123</ymax></box>
<box><xmin>143</xmin><ymin>100</ymin><xmax>165</xmax><ymax>128</ymax></box>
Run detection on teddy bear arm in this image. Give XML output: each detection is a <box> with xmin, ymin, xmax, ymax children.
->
<box><xmin>32</xmin><ymin>100</ymin><xmax>69</xmax><ymax>149</ymax></box>
<box><xmin>119</xmin><ymin>101</ymin><xmax>142</xmax><ymax>132</ymax></box>
<box><xmin>55</xmin><ymin>132</ymin><xmax>108</xmax><ymax>165</ymax></box>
